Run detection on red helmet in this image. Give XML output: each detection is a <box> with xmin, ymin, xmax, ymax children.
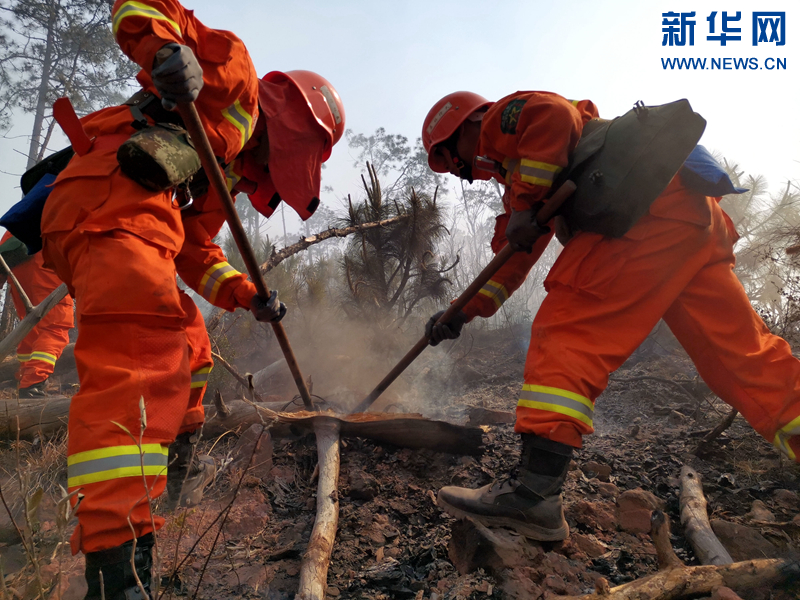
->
<box><xmin>421</xmin><ymin>91</ymin><xmax>493</xmax><ymax>173</ymax></box>
<box><xmin>261</xmin><ymin>70</ymin><xmax>345</xmax><ymax>161</ymax></box>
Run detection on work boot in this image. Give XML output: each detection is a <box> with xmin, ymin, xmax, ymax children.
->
<box><xmin>166</xmin><ymin>431</ymin><xmax>216</xmax><ymax>509</ymax></box>
<box><xmin>437</xmin><ymin>433</ymin><xmax>573</xmax><ymax>541</ymax></box>
<box><xmin>84</xmin><ymin>533</ymin><xmax>153</xmax><ymax>600</ymax></box>
<box><xmin>19</xmin><ymin>380</ymin><xmax>48</xmax><ymax>398</ymax></box>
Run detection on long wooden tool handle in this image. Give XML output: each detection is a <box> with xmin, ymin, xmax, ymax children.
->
<box><xmin>174</xmin><ymin>102</ymin><xmax>315</xmax><ymax>410</ymax></box>
<box><xmin>352</xmin><ymin>180</ymin><xmax>577</xmax><ymax>414</ymax></box>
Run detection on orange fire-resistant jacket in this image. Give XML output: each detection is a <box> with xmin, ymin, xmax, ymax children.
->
<box><xmin>461</xmin><ymin>92</ymin><xmax>597</xmax><ymax>321</ymax></box>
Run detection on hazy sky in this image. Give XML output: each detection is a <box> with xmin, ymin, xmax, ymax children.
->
<box><xmin>0</xmin><ymin>0</ymin><xmax>797</xmax><ymax>234</ymax></box>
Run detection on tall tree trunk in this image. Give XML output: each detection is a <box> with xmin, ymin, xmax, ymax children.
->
<box><xmin>26</xmin><ymin>0</ymin><xmax>58</xmax><ymax>168</ymax></box>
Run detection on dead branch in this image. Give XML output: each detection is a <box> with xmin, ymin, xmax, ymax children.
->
<box><xmin>680</xmin><ymin>465</ymin><xmax>733</xmax><ymax>565</ymax></box>
<box><xmin>650</xmin><ymin>510</ymin><xmax>684</xmax><ymax>570</ymax></box>
<box><xmin>558</xmin><ymin>558</ymin><xmax>799</xmax><ymax>599</ymax></box>
<box><xmin>210</xmin><ymin>351</ymin><xmax>266</xmax><ymax>402</ymax></box>
<box><xmin>251</xmin><ymin>357</ymin><xmax>288</xmax><ymax>390</ymax></box>
<box><xmin>0</xmin><ymin>254</ymin><xmax>33</xmax><ymax>315</ymax></box>
<box><xmin>296</xmin><ymin>419</ymin><xmax>340</xmax><ymax>600</ymax></box>
<box><xmin>0</xmin><ymin>283</ymin><xmax>69</xmax><ymax>363</ymax></box>
<box><xmin>263</xmin><ymin>215</ymin><xmax>411</xmax><ymax>272</ymax></box>
<box><xmin>694</xmin><ymin>408</ymin><xmax>738</xmax><ymax>455</ymax></box>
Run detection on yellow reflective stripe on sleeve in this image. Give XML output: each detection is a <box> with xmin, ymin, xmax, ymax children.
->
<box><xmin>17</xmin><ymin>353</ymin><xmax>32</xmax><ymax>362</ymax></box>
<box><xmin>570</xmin><ymin>99</ymin><xmax>580</xmax><ymax>107</ymax></box>
<box><xmin>67</xmin><ymin>444</ymin><xmax>169</xmax><ymax>488</ymax></box>
<box><xmin>198</xmin><ymin>262</ymin><xmax>241</xmax><ymax>304</ymax></box>
<box><xmin>517</xmin><ymin>384</ymin><xmax>594</xmax><ymax>428</ymax></box>
<box><xmin>502</xmin><ymin>158</ymin><xmax>519</xmax><ymax>185</ymax></box>
<box><xmin>221</xmin><ymin>100</ymin><xmax>255</xmax><ymax>151</ymax></box>
<box><xmin>112</xmin><ymin>1</ymin><xmax>181</xmax><ymax>36</ymax></box>
<box><xmin>518</xmin><ymin>159</ymin><xmax>561</xmax><ymax>188</ymax></box>
<box><xmin>477</xmin><ymin>280</ymin><xmax>509</xmax><ymax>309</ymax></box>
<box><xmin>224</xmin><ymin>163</ymin><xmax>242</xmax><ymax>193</ymax></box>
<box><xmin>190</xmin><ymin>366</ymin><xmax>212</xmax><ymax>389</ymax></box>
<box><xmin>773</xmin><ymin>414</ymin><xmax>800</xmax><ymax>461</ymax></box>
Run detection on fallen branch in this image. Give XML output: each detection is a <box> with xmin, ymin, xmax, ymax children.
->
<box><xmin>650</xmin><ymin>510</ymin><xmax>684</xmax><ymax>570</ymax></box>
<box><xmin>694</xmin><ymin>408</ymin><xmax>738</xmax><ymax>455</ymax></box>
<box><xmin>296</xmin><ymin>418</ymin><xmax>340</xmax><ymax>600</ymax></box>
<box><xmin>558</xmin><ymin>558</ymin><xmax>799</xmax><ymax>599</ymax></box>
<box><xmin>0</xmin><ymin>283</ymin><xmax>69</xmax><ymax>363</ymax></box>
<box><xmin>0</xmin><ymin>343</ymin><xmax>76</xmax><ymax>383</ymax></box>
<box><xmin>680</xmin><ymin>465</ymin><xmax>733</xmax><ymax>565</ymax></box>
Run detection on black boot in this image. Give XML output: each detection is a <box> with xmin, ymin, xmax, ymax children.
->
<box><xmin>19</xmin><ymin>380</ymin><xmax>48</xmax><ymax>398</ymax></box>
<box><xmin>437</xmin><ymin>433</ymin><xmax>574</xmax><ymax>540</ymax></box>
<box><xmin>84</xmin><ymin>533</ymin><xmax>153</xmax><ymax>600</ymax></box>
<box><xmin>167</xmin><ymin>431</ymin><xmax>215</xmax><ymax>509</ymax></box>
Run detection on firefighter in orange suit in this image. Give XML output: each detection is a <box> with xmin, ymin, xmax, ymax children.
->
<box><xmin>39</xmin><ymin>0</ymin><xmax>345</xmax><ymax>596</ymax></box>
<box><xmin>0</xmin><ymin>231</ymin><xmax>73</xmax><ymax>396</ymax></box>
<box><xmin>421</xmin><ymin>90</ymin><xmax>800</xmax><ymax>542</ymax></box>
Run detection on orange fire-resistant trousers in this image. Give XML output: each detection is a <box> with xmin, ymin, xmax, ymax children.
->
<box><xmin>517</xmin><ymin>177</ymin><xmax>800</xmax><ymax>462</ymax></box>
<box><xmin>41</xmin><ymin>162</ymin><xmax>218</xmax><ymax>553</ymax></box>
<box><xmin>5</xmin><ymin>249</ymin><xmax>73</xmax><ymax>388</ymax></box>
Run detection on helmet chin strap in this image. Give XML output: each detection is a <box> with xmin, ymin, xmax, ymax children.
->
<box><xmin>442</xmin><ymin>135</ymin><xmax>474</xmax><ymax>183</ymax></box>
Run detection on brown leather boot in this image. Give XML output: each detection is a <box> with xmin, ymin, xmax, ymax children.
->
<box><xmin>437</xmin><ymin>434</ymin><xmax>573</xmax><ymax>541</ymax></box>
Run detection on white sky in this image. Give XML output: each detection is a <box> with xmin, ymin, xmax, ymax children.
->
<box><xmin>0</xmin><ymin>0</ymin><xmax>797</xmax><ymax>237</ymax></box>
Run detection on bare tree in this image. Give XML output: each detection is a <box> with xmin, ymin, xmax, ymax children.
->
<box><xmin>0</xmin><ymin>0</ymin><xmax>138</xmax><ymax>166</ymax></box>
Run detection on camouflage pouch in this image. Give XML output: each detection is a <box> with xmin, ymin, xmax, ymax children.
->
<box><xmin>116</xmin><ymin>123</ymin><xmax>201</xmax><ymax>192</ymax></box>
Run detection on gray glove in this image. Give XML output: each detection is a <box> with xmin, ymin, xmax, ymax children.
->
<box><xmin>151</xmin><ymin>43</ymin><xmax>204</xmax><ymax>110</ymax></box>
<box><xmin>505</xmin><ymin>207</ymin><xmax>549</xmax><ymax>253</ymax></box>
<box><xmin>250</xmin><ymin>291</ymin><xmax>286</xmax><ymax>323</ymax></box>
<box><xmin>425</xmin><ymin>310</ymin><xmax>468</xmax><ymax>346</ymax></box>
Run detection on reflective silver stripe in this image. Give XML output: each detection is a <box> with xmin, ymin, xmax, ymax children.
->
<box><xmin>68</xmin><ymin>452</ymin><xmax>168</xmax><ymax>480</ymax></box>
<box><xmin>199</xmin><ymin>263</ymin><xmax>239</xmax><ymax>303</ymax></box>
<box><xmin>190</xmin><ymin>367</ymin><xmax>212</xmax><ymax>389</ymax></box>
<box><xmin>29</xmin><ymin>351</ymin><xmax>57</xmax><ymax>366</ymax></box>
<box><xmin>222</xmin><ymin>100</ymin><xmax>254</xmax><ymax>150</ymax></box>
<box><xmin>478</xmin><ymin>281</ymin><xmax>509</xmax><ymax>308</ymax></box>
<box><xmin>518</xmin><ymin>385</ymin><xmax>594</xmax><ymax>427</ymax></box>
<box><xmin>518</xmin><ymin>161</ymin><xmax>559</xmax><ymax>186</ymax></box>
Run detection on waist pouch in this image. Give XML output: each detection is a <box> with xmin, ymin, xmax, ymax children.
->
<box><xmin>557</xmin><ymin>99</ymin><xmax>707</xmax><ymax>238</ymax></box>
<box><xmin>116</xmin><ymin>122</ymin><xmax>201</xmax><ymax>192</ymax></box>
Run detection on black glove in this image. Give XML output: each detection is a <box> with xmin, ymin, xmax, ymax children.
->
<box><xmin>250</xmin><ymin>291</ymin><xmax>286</xmax><ymax>323</ymax></box>
<box><xmin>151</xmin><ymin>43</ymin><xmax>204</xmax><ymax>110</ymax></box>
<box><xmin>425</xmin><ymin>310</ymin><xmax>468</xmax><ymax>346</ymax></box>
<box><xmin>505</xmin><ymin>207</ymin><xmax>549</xmax><ymax>253</ymax></box>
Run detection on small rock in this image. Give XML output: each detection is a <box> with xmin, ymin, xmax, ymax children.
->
<box><xmin>717</xmin><ymin>473</ymin><xmax>736</xmax><ymax>488</ymax></box>
<box><xmin>711</xmin><ymin>586</ymin><xmax>744</xmax><ymax>600</ymax></box>
<box><xmin>348</xmin><ymin>470</ymin><xmax>380</xmax><ymax>501</ymax></box>
<box><xmin>745</xmin><ymin>500</ymin><xmax>775</xmax><ymax>523</ymax></box>
<box><xmin>710</xmin><ymin>520</ymin><xmax>778</xmax><ymax>561</ymax></box>
<box><xmin>581</xmin><ymin>461</ymin><xmax>612</xmax><ymax>482</ymax></box>
<box><xmin>569</xmin><ymin>500</ymin><xmax>618</xmax><ymax>531</ymax></box>
<box><xmin>772</xmin><ymin>489</ymin><xmax>799</xmax><ymax>510</ymax></box>
<box><xmin>448</xmin><ymin>518</ymin><xmax>543</xmax><ymax>574</ymax></box>
<box><xmin>326</xmin><ymin>586</ymin><xmax>340</xmax><ymax>597</ymax></box>
<box><xmin>595</xmin><ymin>481</ymin><xmax>619</xmax><ymax>500</ymax></box>
<box><xmin>571</xmin><ymin>533</ymin><xmax>609</xmax><ymax>558</ymax></box>
<box><xmin>617</xmin><ymin>488</ymin><xmax>664</xmax><ymax>534</ymax></box>
<box><xmin>542</xmin><ymin>574</ymin><xmax>567</xmax><ymax>594</ymax></box>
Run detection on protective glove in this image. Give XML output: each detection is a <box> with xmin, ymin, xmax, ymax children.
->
<box><xmin>151</xmin><ymin>43</ymin><xmax>204</xmax><ymax>110</ymax></box>
<box><xmin>505</xmin><ymin>207</ymin><xmax>549</xmax><ymax>253</ymax></box>
<box><xmin>250</xmin><ymin>290</ymin><xmax>286</xmax><ymax>323</ymax></box>
<box><xmin>425</xmin><ymin>310</ymin><xmax>468</xmax><ymax>346</ymax></box>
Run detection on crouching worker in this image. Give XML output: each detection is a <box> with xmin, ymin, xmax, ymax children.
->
<box><xmin>420</xmin><ymin>90</ymin><xmax>800</xmax><ymax>541</ymax></box>
<box><xmin>0</xmin><ymin>231</ymin><xmax>73</xmax><ymax>397</ymax></box>
<box><xmin>32</xmin><ymin>0</ymin><xmax>345</xmax><ymax>597</ymax></box>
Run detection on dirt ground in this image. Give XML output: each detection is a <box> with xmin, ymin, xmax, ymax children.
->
<box><xmin>1</xmin><ymin>327</ymin><xmax>799</xmax><ymax>599</ymax></box>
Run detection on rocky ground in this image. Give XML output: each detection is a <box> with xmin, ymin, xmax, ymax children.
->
<box><xmin>1</xmin><ymin>328</ymin><xmax>799</xmax><ymax>599</ymax></box>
